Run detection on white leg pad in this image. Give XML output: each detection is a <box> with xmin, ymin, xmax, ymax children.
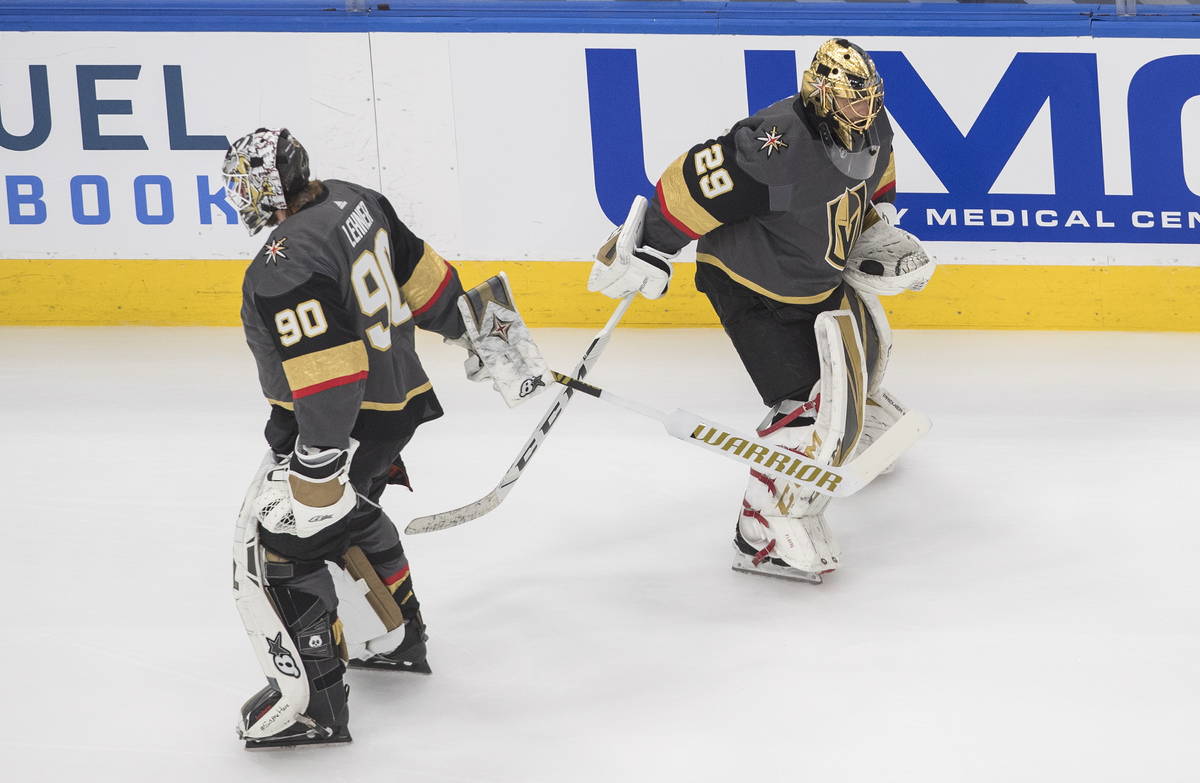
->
<box><xmin>734</xmin><ymin>310</ymin><xmax>870</xmax><ymax>580</ymax></box>
<box><xmin>233</xmin><ymin>451</ymin><xmax>310</xmax><ymax>740</ymax></box>
<box><xmin>853</xmin><ymin>387</ymin><xmax>908</xmax><ymax>473</ymax></box>
<box><xmin>853</xmin><ymin>290</ymin><xmax>893</xmax><ymax>397</ymax></box>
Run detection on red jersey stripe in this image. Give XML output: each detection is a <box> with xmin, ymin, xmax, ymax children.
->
<box><xmin>656</xmin><ymin>180</ymin><xmax>702</xmax><ymax>240</ymax></box>
<box><xmin>292</xmin><ymin>370</ymin><xmax>369</xmax><ymax>400</ymax></box>
<box><xmin>411</xmin><ymin>267</ymin><xmax>453</xmax><ymax>317</ymax></box>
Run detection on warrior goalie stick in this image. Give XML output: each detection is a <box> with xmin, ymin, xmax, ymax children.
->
<box><xmin>547</xmin><ymin>371</ymin><xmax>931</xmax><ymax>498</ymax></box>
<box><xmin>405</xmin><ymin>294</ymin><xmax>635</xmax><ymax>535</ymax></box>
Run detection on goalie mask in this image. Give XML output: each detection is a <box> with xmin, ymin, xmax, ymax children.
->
<box><xmin>222</xmin><ymin>128</ymin><xmax>310</xmax><ymax>235</ymax></box>
<box><xmin>801</xmin><ymin>39</ymin><xmax>885</xmax><ymax>152</ymax></box>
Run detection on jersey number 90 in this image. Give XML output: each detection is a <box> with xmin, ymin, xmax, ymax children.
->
<box><xmin>272</xmin><ymin>227</ymin><xmax>412</xmax><ymax>351</ymax></box>
<box><xmin>275</xmin><ymin>300</ymin><xmax>328</xmax><ymax>347</ymax></box>
<box><xmin>351</xmin><ymin>228</ymin><xmax>412</xmax><ymax>351</ymax></box>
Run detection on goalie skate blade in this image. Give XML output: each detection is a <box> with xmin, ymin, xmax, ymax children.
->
<box><xmin>731</xmin><ymin>554</ymin><xmax>824</xmax><ymax>585</ymax></box>
<box><xmin>348</xmin><ymin>657</ymin><xmax>433</xmax><ymax>675</ymax></box>
<box><xmin>243</xmin><ymin>728</ymin><xmax>352</xmax><ymax>750</ymax></box>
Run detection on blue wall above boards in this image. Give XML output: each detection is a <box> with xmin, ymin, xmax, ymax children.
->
<box><xmin>0</xmin><ymin>1</ymin><xmax>1197</xmax><ymax>37</ymax></box>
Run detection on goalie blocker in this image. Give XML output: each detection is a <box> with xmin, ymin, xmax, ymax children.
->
<box><xmin>457</xmin><ymin>272</ymin><xmax>553</xmax><ymax>408</ymax></box>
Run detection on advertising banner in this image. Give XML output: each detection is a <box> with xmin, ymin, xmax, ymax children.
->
<box><xmin>2</xmin><ymin>26</ymin><xmax>1198</xmax><ymax>326</ymax></box>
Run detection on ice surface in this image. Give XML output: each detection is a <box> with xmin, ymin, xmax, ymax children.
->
<box><xmin>2</xmin><ymin>325</ymin><xmax>1198</xmax><ymax>782</ymax></box>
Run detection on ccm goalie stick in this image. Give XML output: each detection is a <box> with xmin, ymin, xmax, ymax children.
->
<box><xmin>406</xmin><ymin>294</ymin><xmax>635</xmax><ymax>534</ymax></box>
<box><xmin>548</xmin><ymin>371</ymin><xmax>931</xmax><ymax>498</ymax></box>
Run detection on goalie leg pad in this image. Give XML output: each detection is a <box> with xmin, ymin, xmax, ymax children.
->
<box><xmin>839</xmin><ymin>287</ymin><xmax>909</xmax><ymax>468</ymax></box>
<box><xmin>340</xmin><ymin>542</ymin><xmax>429</xmax><ymax>670</ymax></box>
<box><xmin>855</xmin><ymin>387</ymin><xmax>908</xmax><ymax>473</ymax></box>
<box><xmin>839</xmin><ymin>287</ymin><xmax>891</xmax><ymax>397</ymax></box>
<box><xmin>816</xmin><ymin>309</ymin><xmax>869</xmax><ymax>468</ymax></box>
<box><xmin>341</xmin><ymin>545</ymin><xmax>405</xmax><ymax>633</ymax></box>
<box><xmin>256</xmin><ymin>560</ymin><xmax>348</xmax><ymax>737</ymax></box>
<box><xmin>234</xmin><ymin>454</ymin><xmax>310</xmax><ymax>740</ymax></box>
<box><xmin>233</xmin><ymin>454</ymin><xmax>349</xmax><ymax>742</ymax></box>
<box><xmin>736</xmin><ymin>310</ymin><xmax>866</xmax><ymax>575</ymax></box>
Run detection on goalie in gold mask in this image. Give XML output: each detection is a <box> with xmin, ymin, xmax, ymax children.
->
<box><xmin>590</xmin><ymin>39</ymin><xmax>936</xmax><ymax>583</ymax></box>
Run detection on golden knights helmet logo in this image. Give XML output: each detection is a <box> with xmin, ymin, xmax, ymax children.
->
<box><xmin>824</xmin><ymin>182</ymin><xmax>868</xmax><ymax>270</ymax></box>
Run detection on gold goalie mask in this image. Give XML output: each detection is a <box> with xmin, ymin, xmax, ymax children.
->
<box><xmin>801</xmin><ymin>39</ymin><xmax>885</xmax><ymax>151</ymax></box>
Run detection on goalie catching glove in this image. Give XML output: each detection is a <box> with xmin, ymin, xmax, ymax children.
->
<box><xmin>589</xmin><ymin>195</ymin><xmax>676</xmax><ymax>300</ymax></box>
<box><xmin>843</xmin><ymin>218</ymin><xmax>936</xmax><ymax>297</ymax></box>
<box><xmin>254</xmin><ymin>439</ymin><xmax>360</xmax><ymax>538</ymax></box>
<box><xmin>454</xmin><ymin>272</ymin><xmax>552</xmax><ymax>408</ymax></box>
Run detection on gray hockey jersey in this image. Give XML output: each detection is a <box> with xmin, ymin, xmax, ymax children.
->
<box><xmin>241</xmin><ymin>179</ymin><xmax>465</xmax><ymax>451</ymax></box>
<box><xmin>642</xmin><ymin>96</ymin><xmax>896</xmax><ymax>303</ymax></box>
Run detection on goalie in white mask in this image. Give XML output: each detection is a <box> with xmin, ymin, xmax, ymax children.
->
<box><xmin>225</xmin><ymin>128</ymin><xmax>549</xmax><ymax>748</ymax></box>
<box><xmin>589</xmin><ymin>40</ymin><xmax>935</xmax><ymax>584</ymax></box>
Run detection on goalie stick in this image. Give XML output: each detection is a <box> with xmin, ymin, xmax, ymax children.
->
<box><xmin>405</xmin><ymin>295</ymin><xmax>635</xmax><ymax>535</ymax></box>
<box><xmin>547</xmin><ymin>371</ymin><xmax>931</xmax><ymax>498</ymax></box>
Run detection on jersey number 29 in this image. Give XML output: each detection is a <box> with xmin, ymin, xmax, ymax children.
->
<box><xmin>694</xmin><ymin>143</ymin><xmax>734</xmax><ymax>199</ymax></box>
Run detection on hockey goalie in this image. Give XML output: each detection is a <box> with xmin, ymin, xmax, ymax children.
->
<box><xmin>224</xmin><ymin>127</ymin><xmax>550</xmax><ymax>747</ymax></box>
<box><xmin>588</xmin><ymin>39</ymin><xmax>935</xmax><ymax>583</ymax></box>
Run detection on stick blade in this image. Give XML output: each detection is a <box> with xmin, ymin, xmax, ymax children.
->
<box><xmin>406</xmin><ymin>492</ymin><xmax>502</xmax><ymax>535</ymax></box>
<box><xmin>841</xmin><ymin>409</ymin><xmax>932</xmax><ymax>489</ymax></box>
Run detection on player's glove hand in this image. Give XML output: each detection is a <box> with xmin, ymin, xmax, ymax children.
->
<box><xmin>588</xmin><ymin>195</ymin><xmax>676</xmax><ymax>300</ymax></box>
<box><xmin>445</xmin><ymin>335</ymin><xmax>491</xmax><ymax>383</ymax></box>
<box><xmin>453</xmin><ymin>274</ymin><xmax>553</xmax><ymax>407</ymax></box>
<box><xmin>590</xmin><ymin>237</ymin><xmax>674</xmax><ymax>300</ymax></box>
<box><xmin>844</xmin><ymin>221</ymin><xmax>936</xmax><ymax>296</ymax></box>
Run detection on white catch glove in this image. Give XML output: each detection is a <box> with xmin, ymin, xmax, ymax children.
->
<box><xmin>588</xmin><ymin>195</ymin><xmax>676</xmax><ymax>300</ymax></box>
<box><xmin>844</xmin><ymin>219</ymin><xmax>936</xmax><ymax>297</ymax></box>
<box><xmin>457</xmin><ymin>272</ymin><xmax>553</xmax><ymax>407</ymax></box>
<box><xmin>254</xmin><ymin>439</ymin><xmax>359</xmax><ymax>538</ymax></box>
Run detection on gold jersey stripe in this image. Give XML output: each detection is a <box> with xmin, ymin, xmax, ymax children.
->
<box><xmin>358</xmin><ymin>381</ymin><xmax>433</xmax><ymax>411</ymax></box>
<box><xmin>696</xmin><ymin>253</ymin><xmax>838</xmax><ymax>305</ymax></box>
<box><xmin>281</xmin><ymin>341</ymin><xmax>369</xmax><ymax>394</ymax></box>
<box><xmin>402</xmin><ymin>242</ymin><xmax>451</xmax><ymax>314</ymax></box>
<box><xmin>266</xmin><ymin>380</ymin><xmax>433</xmax><ymax>411</ymax></box>
<box><xmin>659</xmin><ymin>153</ymin><xmax>723</xmax><ymax>237</ymax></box>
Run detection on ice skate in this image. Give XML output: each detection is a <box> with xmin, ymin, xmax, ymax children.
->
<box><xmin>731</xmin><ymin>521</ymin><xmax>833</xmax><ymax>584</ymax></box>
<box><xmin>242</xmin><ymin>720</ymin><xmax>352</xmax><ymax>750</ymax></box>
<box><xmin>239</xmin><ymin>684</ymin><xmax>351</xmax><ymax>750</ymax></box>
<box><xmin>349</xmin><ymin>613</ymin><xmax>431</xmax><ymax>674</ymax></box>
<box><xmin>731</xmin><ymin>393</ymin><xmax>841</xmax><ymax>584</ymax></box>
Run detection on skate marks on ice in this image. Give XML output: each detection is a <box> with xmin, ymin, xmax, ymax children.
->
<box><xmin>1</xmin><ymin>327</ymin><xmax>1197</xmax><ymax>781</ymax></box>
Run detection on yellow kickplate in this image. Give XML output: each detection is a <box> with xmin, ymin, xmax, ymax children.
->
<box><xmin>1</xmin><ymin>259</ymin><xmax>1197</xmax><ymax>331</ymax></box>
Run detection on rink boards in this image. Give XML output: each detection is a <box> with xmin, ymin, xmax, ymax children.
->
<box><xmin>1</xmin><ymin>4</ymin><xmax>1198</xmax><ymax>329</ymax></box>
